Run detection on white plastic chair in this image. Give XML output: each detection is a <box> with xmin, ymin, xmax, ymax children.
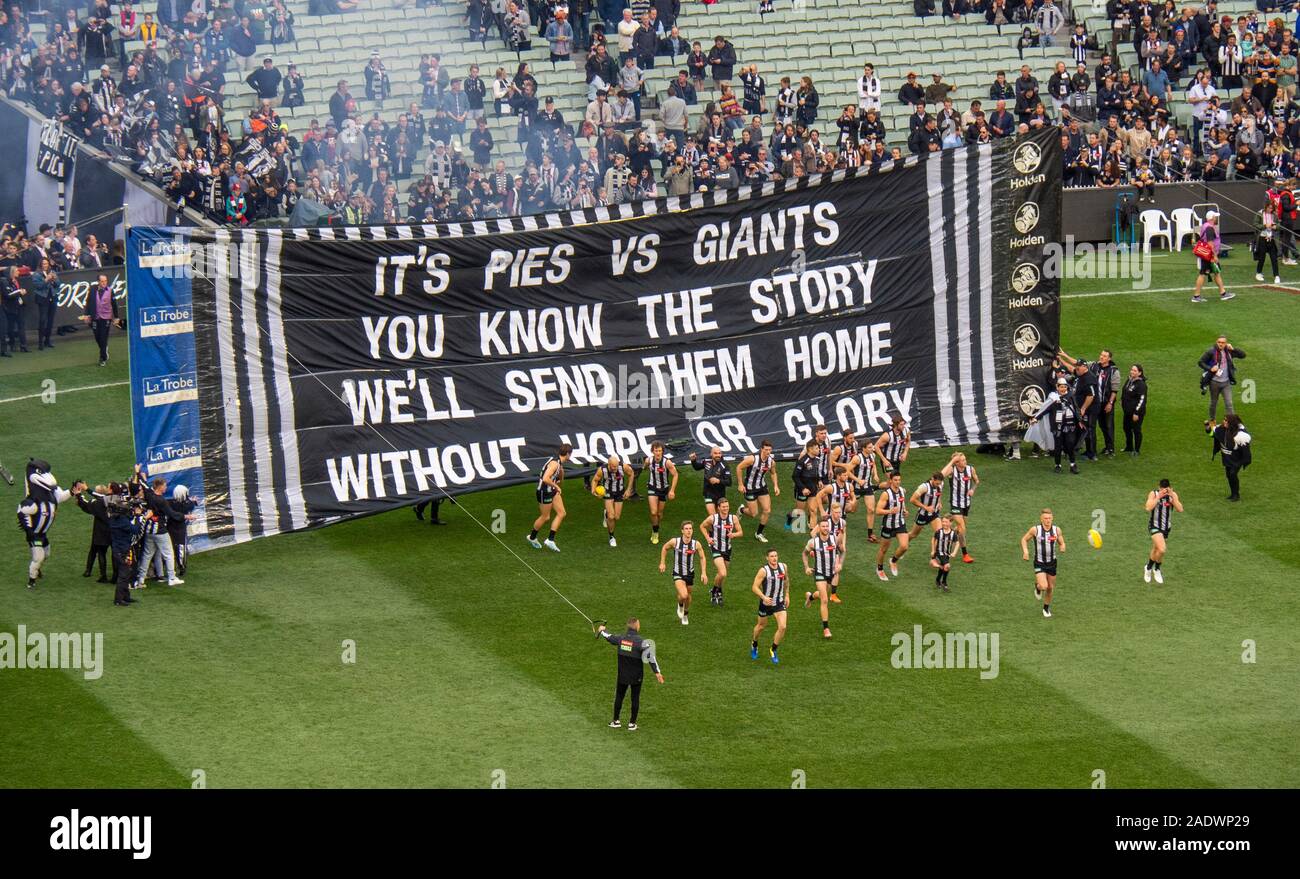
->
<box><xmin>1140</xmin><ymin>209</ymin><xmax>1173</xmax><ymax>252</ymax></box>
<box><xmin>1170</xmin><ymin>207</ymin><xmax>1201</xmax><ymax>251</ymax></box>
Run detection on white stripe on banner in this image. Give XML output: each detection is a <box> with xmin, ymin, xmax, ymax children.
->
<box><xmin>926</xmin><ymin>154</ymin><xmax>959</xmax><ymax>443</ymax></box>
<box><xmin>951</xmin><ymin>151</ymin><xmax>979</xmax><ymax>440</ymax></box>
<box><xmin>977</xmin><ymin>146</ymin><xmax>1000</xmax><ymax>434</ymax></box>
<box><xmin>213</xmin><ymin>229</ymin><xmax>251</xmax><ymax>544</ymax></box>
<box><xmin>263</xmin><ymin>230</ymin><xmax>307</xmax><ymax>531</ymax></box>
<box><xmin>239</xmin><ymin>234</ymin><xmax>281</xmax><ymax>536</ymax></box>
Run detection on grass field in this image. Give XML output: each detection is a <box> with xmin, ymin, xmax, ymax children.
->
<box><xmin>1</xmin><ymin>251</ymin><xmax>1298</xmax><ymax>789</ymax></box>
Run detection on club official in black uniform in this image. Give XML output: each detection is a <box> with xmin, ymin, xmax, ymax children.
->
<box><xmin>597</xmin><ymin>618</ymin><xmax>664</xmax><ymax>730</ymax></box>
<box><xmin>689</xmin><ymin>446</ymin><xmax>731</xmax><ymax>515</ymax></box>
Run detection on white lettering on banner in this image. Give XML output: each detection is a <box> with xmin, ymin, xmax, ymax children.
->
<box><xmin>361</xmin><ymin>315</ymin><xmax>445</xmax><ymax>360</ymax></box>
<box><xmin>641</xmin><ymin>346</ymin><xmax>755</xmax><ymax>399</ymax></box>
<box><xmin>610</xmin><ymin>234</ymin><xmax>660</xmax><ymax>275</ymax></box>
<box><xmin>326</xmin><ymin>437</ymin><xmax>529</xmax><ymax>500</ymax></box>
<box><xmin>694</xmin><ymin>202</ymin><xmax>840</xmax><ymax>265</ymax></box>
<box><xmin>637</xmin><ymin>289</ymin><xmax>718</xmax><ymax>339</ymax></box>
<box><xmin>339</xmin><ymin>373</ymin><xmax>474</xmax><ymax>425</ymax></box>
<box><xmin>505</xmin><ymin>364</ymin><xmax>616</xmax><ymax>412</ymax></box>
<box><xmin>372</xmin><ymin>247</ymin><xmax>451</xmax><ymax>296</ymax></box>
<box><xmin>782</xmin><ymin>388</ymin><xmax>915</xmax><ymax>444</ymax></box>
<box><xmin>483</xmin><ymin>244</ymin><xmax>574</xmax><ymax>290</ymax></box>
<box><xmin>693</xmin><ymin>418</ymin><xmax>758</xmax><ymax>454</ymax></box>
<box><xmin>784</xmin><ymin>324</ymin><xmax>893</xmax><ymax>381</ymax></box>
<box><xmin>480</xmin><ymin>304</ymin><xmax>604</xmax><ymax>355</ymax></box>
<box><xmin>558</xmin><ymin>428</ymin><xmax>660</xmax><ymax>464</ymax></box>
<box><xmin>749</xmin><ymin>260</ymin><xmax>877</xmax><ymax>324</ymax></box>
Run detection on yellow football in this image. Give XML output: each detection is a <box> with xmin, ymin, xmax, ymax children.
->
<box><xmin>1087</xmin><ymin>529</ymin><xmax>1103</xmax><ymax>549</ymax></box>
<box><xmin>594</xmin><ymin>485</ymin><xmax>607</xmax><ymax>497</ymax></box>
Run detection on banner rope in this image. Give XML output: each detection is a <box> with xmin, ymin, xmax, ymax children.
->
<box><xmin>218</xmin><ymin>285</ymin><xmax>598</xmax><ymax>628</ymax></box>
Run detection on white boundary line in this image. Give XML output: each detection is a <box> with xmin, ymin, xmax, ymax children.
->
<box><xmin>0</xmin><ymin>380</ymin><xmax>129</xmax><ymax>405</ymax></box>
<box><xmin>1063</xmin><ymin>282</ymin><xmax>1300</xmax><ymax>300</ymax></box>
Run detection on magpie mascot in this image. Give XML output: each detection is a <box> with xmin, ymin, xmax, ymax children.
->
<box><xmin>16</xmin><ymin>459</ymin><xmax>83</xmax><ymax>589</ymax></box>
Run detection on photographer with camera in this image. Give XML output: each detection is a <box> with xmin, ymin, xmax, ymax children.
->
<box><xmin>1199</xmin><ymin>335</ymin><xmax>1246</xmax><ymax>429</ymax></box>
<box><xmin>1211</xmin><ymin>413</ymin><xmax>1252</xmax><ymax>502</ymax></box>
<box><xmin>107</xmin><ymin>491</ymin><xmax>146</xmax><ymax>606</ymax></box>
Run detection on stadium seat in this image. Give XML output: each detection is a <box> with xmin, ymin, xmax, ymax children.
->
<box><xmin>1139</xmin><ymin>209</ymin><xmax>1173</xmax><ymax>253</ymax></box>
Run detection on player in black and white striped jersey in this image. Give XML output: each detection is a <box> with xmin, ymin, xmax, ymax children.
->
<box><xmin>930</xmin><ymin>515</ymin><xmax>960</xmax><ymax>592</ymax></box>
<box><xmin>641</xmin><ymin>442</ymin><xmax>679</xmax><ymax>545</ymax></box>
<box><xmin>940</xmin><ymin>451</ymin><xmax>979</xmax><ymax>563</ymax></box>
<box><xmin>814</xmin><ymin>424</ymin><xmax>832</xmax><ymax>487</ymax></box>
<box><xmin>749</xmin><ymin>548</ymin><xmax>789</xmax><ymax>664</ymax></box>
<box><xmin>528</xmin><ymin>444</ymin><xmax>571</xmax><ymax>552</ymax></box>
<box><xmin>801</xmin><ymin>516</ymin><xmax>840</xmax><ymax>639</ymax></box>
<box><xmin>874</xmin><ymin>415</ymin><xmax>911</xmax><ymax>479</ymax></box>
<box><xmin>659</xmin><ymin>520</ymin><xmax>707</xmax><ymax>625</ymax></box>
<box><xmin>874</xmin><ymin>471</ymin><xmax>911</xmax><ymax>581</ymax></box>
<box><xmin>735</xmin><ymin>439</ymin><xmax>781</xmax><ymax>543</ymax></box>
<box><xmin>786</xmin><ymin>439</ymin><xmax>823</xmax><ymax>531</ymax></box>
<box><xmin>829</xmin><ymin>429</ymin><xmax>860</xmax><ymax>482</ymax></box>
<box><xmin>701</xmin><ymin>498</ymin><xmax>743</xmax><ymax>605</ymax></box>
<box><xmin>1143</xmin><ymin>479</ymin><xmax>1183</xmax><ymax>584</ymax></box>
<box><xmin>908</xmin><ymin>472</ymin><xmax>945</xmax><ymax>542</ymax></box>
<box><xmin>592</xmin><ymin>455</ymin><xmax>634</xmax><ymax>547</ymax></box>
<box><xmin>847</xmin><ymin>440</ymin><xmax>885</xmax><ymax>543</ymax></box>
<box><xmin>813</xmin><ymin>467</ymin><xmax>857</xmax><ymax>525</ymax></box>
<box><xmin>823</xmin><ymin>500</ymin><xmax>848</xmax><ymax>603</ymax></box>
<box><xmin>1021</xmin><ymin>508</ymin><xmax>1066</xmax><ymax>618</ymax></box>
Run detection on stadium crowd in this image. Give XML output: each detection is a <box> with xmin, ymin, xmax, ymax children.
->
<box><xmin>0</xmin><ymin>2</ymin><xmax>1299</xmax><ymax>224</ymax></box>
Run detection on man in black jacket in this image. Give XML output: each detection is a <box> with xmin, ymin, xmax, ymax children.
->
<box><xmin>597</xmin><ymin>618</ymin><xmax>663</xmax><ymax>730</ymax></box>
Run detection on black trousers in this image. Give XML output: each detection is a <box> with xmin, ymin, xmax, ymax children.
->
<box><xmin>413</xmin><ymin>498</ymin><xmax>442</xmax><ymax>520</ymax></box>
<box><xmin>613</xmin><ymin>678</ymin><xmax>642</xmax><ymax>723</ymax></box>
<box><xmin>92</xmin><ymin>318</ymin><xmax>112</xmax><ymax>362</ymax></box>
<box><xmin>1082</xmin><ymin>407</ymin><xmax>1102</xmax><ymax>457</ymax></box>
<box><xmin>1053</xmin><ymin>429</ymin><xmax>1078</xmax><ymax>466</ymax></box>
<box><xmin>85</xmin><ymin>542</ymin><xmax>116</xmax><ymax>580</ymax></box>
<box><xmin>1223</xmin><ymin>461</ymin><xmax>1241</xmax><ymax>499</ymax></box>
<box><xmin>1122</xmin><ymin>407</ymin><xmax>1144</xmax><ymax>452</ymax></box>
<box><xmin>112</xmin><ymin>548</ymin><xmax>134</xmax><ymax>603</ymax></box>
<box><xmin>1255</xmin><ymin>237</ymin><xmax>1279</xmax><ymax>276</ymax></box>
<box><xmin>4</xmin><ymin>308</ymin><xmax>23</xmax><ymax>351</ymax></box>
<box><xmin>38</xmin><ymin>297</ymin><xmax>57</xmax><ymax>347</ymax></box>
<box><xmin>1095</xmin><ymin>405</ymin><xmax>1115</xmax><ymax>454</ymax></box>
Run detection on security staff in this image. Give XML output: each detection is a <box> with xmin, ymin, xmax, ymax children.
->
<box><xmin>597</xmin><ymin>617</ymin><xmax>664</xmax><ymax>730</ymax></box>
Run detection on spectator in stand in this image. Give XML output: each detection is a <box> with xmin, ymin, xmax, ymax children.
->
<box><xmin>687</xmin><ymin>40</ymin><xmax>708</xmax><ymax>87</ymax></box>
<box><xmin>229</xmin><ymin>17</ymin><xmax>258</xmax><ymax>73</ymax></box>
<box><xmin>661</xmin><ymin>87</ymin><xmax>688</xmax><ymax>149</ymax></box>
<box><xmin>282</xmin><ymin>62</ymin><xmax>305</xmax><ymax>108</ymax></box>
<box><xmin>708</xmin><ymin>35</ymin><xmax>736</xmax><ymax>85</ymax></box>
<box><xmin>586</xmin><ymin>41</ymin><xmax>618</xmax><ymax>94</ymax></box>
<box><xmin>858</xmin><ymin>63</ymin><xmax>882</xmax><ymax>114</ymax></box>
<box><xmin>659</xmin><ymin>25</ymin><xmax>689</xmax><ymax>64</ymax></box>
<box><xmin>795</xmin><ymin>76</ymin><xmax>819</xmax><ymax>129</ymax></box>
<box><xmin>617</xmin><ymin>8</ymin><xmax>638</xmax><ymax>62</ymax></box>
<box><xmin>546</xmin><ymin>10</ymin><xmax>575</xmax><ymax>68</ymax></box>
<box><xmin>330</xmin><ymin>80</ymin><xmax>354</xmax><ymax>127</ymax></box>
<box><xmin>365</xmin><ymin>53</ymin><xmax>391</xmax><ymax>103</ymax></box>
<box><xmin>668</xmin><ymin>69</ymin><xmax>698</xmax><ymax>104</ymax></box>
<box><xmin>1035</xmin><ymin>0</ymin><xmax>1064</xmax><ymax>46</ymax></box>
<box><xmin>633</xmin><ymin>13</ymin><xmax>658</xmax><ymax>70</ymax></box>
<box><xmin>246</xmin><ymin>57</ymin><xmax>282</xmax><ymax>104</ymax></box>
<box><xmin>898</xmin><ymin>71</ymin><xmax>924</xmax><ymax>107</ymax></box>
<box><xmin>618</xmin><ymin>54</ymin><xmax>646</xmax><ymax>120</ymax></box>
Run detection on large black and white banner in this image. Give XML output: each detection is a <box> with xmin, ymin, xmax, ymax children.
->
<box><xmin>129</xmin><ymin>129</ymin><xmax>1060</xmax><ymax>550</ymax></box>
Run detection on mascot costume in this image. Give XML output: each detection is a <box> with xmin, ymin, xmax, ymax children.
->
<box><xmin>16</xmin><ymin>459</ymin><xmax>80</xmax><ymax>588</ymax></box>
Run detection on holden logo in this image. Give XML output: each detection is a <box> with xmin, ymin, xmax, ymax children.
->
<box><xmin>1014</xmin><ymin>202</ymin><xmax>1040</xmax><ymax>234</ymax></box>
<box><xmin>1019</xmin><ymin>384</ymin><xmax>1046</xmax><ymax>416</ymax></box>
<box><xmin>1013</xmin><ymin>142</ymin><xmax>1043</xmax><ymax>174</ymax></box>
<box><xmin>1011</xmin><ymin>262</ymin><xmax>1041</xmax><ymax>293</ymax></box>
<box><xmin>1013</xmin><ymin>323</ymin><xmax>1041</xmax><ymax>356</ymax></box>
